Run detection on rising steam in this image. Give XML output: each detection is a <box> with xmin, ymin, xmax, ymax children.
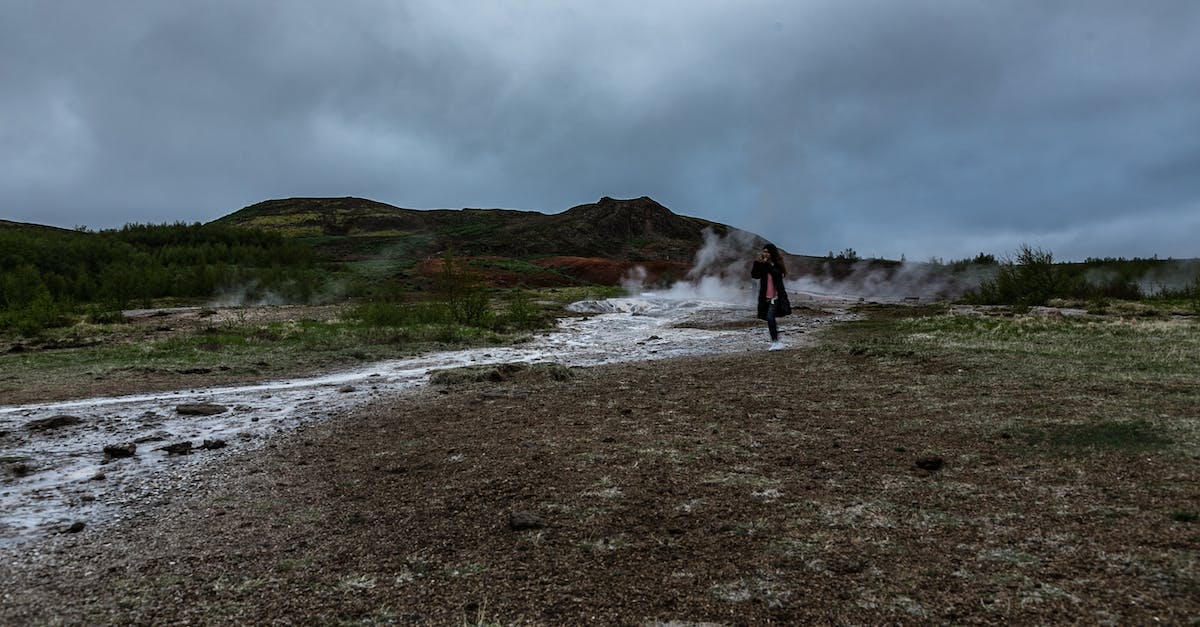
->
<box><xmin>622</xmin><ymin>227</ymin><xmax>764</xmax><ymax>304</ymax></box>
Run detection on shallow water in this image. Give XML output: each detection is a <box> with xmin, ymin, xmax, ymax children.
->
<box><xmin>0</xmin><ymin>295</ymin><xmax>838</xmax><ymax>545</ymax></box>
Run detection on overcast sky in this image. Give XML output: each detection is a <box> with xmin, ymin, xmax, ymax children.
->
<box><xmin>3</xmin><ymin>1</ymin><xmax>1198</xmax><ymax>261</ymax></box>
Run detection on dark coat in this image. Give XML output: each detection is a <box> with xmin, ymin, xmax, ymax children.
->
<box><xmin>751</xmin><ymin>261</ymin><xmax>792</xmax><ymax>320</ymax></box>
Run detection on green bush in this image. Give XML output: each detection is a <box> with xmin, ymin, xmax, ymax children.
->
<box><xmin>450</xmin><ymin>291</ymin><xmax>494</xmax><ymax>327</ymax></box>
<box><xmin>502</xmin><ymin>290</ymin><xmax>543</xmax><ymax>330</ymax></box>
<box><xmin>348</xmin><ymin>301</ymin><xmax>456</xmax><ymax>327</ymax></box>
<box><xmin>435</xmin><ymin>251</ymin><xmax>495</xmax><ymax>328</ymax></box>
<box><xmin>86</xmin><ymin>306</ymin><xmax>128</xmax><ymax>325</ymax></box>
<box><xmin>967</xmin><ymin>245</ymin><xmax>1084</xmax><ymax>307</ymax></box>
<box><xmin>0</xmin><ymin>288</ymin><xmax>71</xmax><ymax>336</ymax></box>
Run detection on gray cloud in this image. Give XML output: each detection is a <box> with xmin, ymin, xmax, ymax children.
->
<box><xmin>2</xmin><ymin>0</ymin><xmax>1198</xmax><ymax>260</ymax></box>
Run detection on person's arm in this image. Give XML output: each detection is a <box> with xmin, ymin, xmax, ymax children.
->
<box><xmin>751</xmin><ymin>260</ymin><xmax>767</xmax><ymax>279</ymax></box>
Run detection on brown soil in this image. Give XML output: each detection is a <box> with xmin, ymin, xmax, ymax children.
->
<box><xmin>2</xmin><ymin>328</ymin><xmax>1197</xmax><ymax>624</ymax></box>
<box><xmin>406</xmin><ymin>255</ymin><xmax>691</xmax><ymax>289</ymax></box>
<box><xmin>534</xmin><ymin>256</ymin><xmax>693</xmax><ymax>286</ymax></box>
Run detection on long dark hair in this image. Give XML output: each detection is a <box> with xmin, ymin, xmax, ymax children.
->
<box><xmin>764</xmin><ymin>243</ymin><xmax>787</xmax><ymax>275</ymax></box>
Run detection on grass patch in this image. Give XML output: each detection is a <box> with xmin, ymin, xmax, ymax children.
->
<box><xmin>1021</xmin><ymin>420</ymin><xmax>1172</xmax><ymax>452</ymax></box>
<box><xmin>1170</xmin><ymin>511</ymin><xmax>1199</xmax><ymax>523</ymax></box>
<box><xmin>831</xmin><ymin>308</ymin><xmax>1200</xmax><ymax>385</ymax></box>
<box><xmin>822</xmin><ymin>305</ymin><xmax>1200</xmax><ymax>456</ymax></box>
<box><xmin>0</xmin><ymin>296</ymin><xmax>567</xmax><ymax>402</ymax></box>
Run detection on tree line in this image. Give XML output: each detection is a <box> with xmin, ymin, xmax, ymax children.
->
<box><xmin>965</xmin><ymin>245</ymin><xmax>1199</xmax><ymax>308</ymax></box>
<box><xmin>1</xmin><ymin>223</ymin><xmax>323</xmax><ymax>335</ymax></box>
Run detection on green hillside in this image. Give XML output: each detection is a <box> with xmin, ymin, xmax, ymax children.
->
<box><xmin>214</xmin><ymin>195</ymin><xmax>751</xmax><ymax>263</ymax></box>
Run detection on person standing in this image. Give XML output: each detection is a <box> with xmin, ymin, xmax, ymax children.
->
<box><xmin>751</xmin><ymin>243</ymin><xmax>792</xmax><ymax>350</ymax></box>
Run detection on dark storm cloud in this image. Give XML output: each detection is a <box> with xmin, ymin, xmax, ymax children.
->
<box><xmin>2</xmin><ymin>0</ymin><xmax>1198</xmax><ymax>260</ymax></box>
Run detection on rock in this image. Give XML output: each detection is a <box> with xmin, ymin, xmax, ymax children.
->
<box><xmin>200</xmin><ymin>439</ymin><xmax>227</xmax><ymax>450</ymax></box>
<box><xmin>508</xmin><ymin>511</ymin><xmax>548</xmax><ymax>531</ymax></box>
<box><xmin>26</xmin><ymin>415</ymin><xmax>84</xmax><ymax>431</ymax></box>
<box><xmin>91</xmin><ymin>472</ymin><xmax>107</xmax><ymax>481</ymax></box>
<box><xmin>161</xmin><ymin>442</ymin><xmax>194</xmax><ymax>455</ymax></box>
<box><xmin>63</xmin><ymin>521</ymin><xmax>86</xmax><ymax>534</ymax></box>
<box><xmin>11</xmin><ymin>463</ymin><xmax>34</xmax><ymax>477</ymax></box>
<box><xmin>176</xmin><ymin>403</ymin><xmax>228</xmax><ymax>416</ymax></box>
<box><xmin>134</xmin><ymin>431</ymin><xmax>170</xmax><ymax>444</ymax></box>
<box><xmin>828</xmin><ymin>556</ymin><xmax>868</xmax><ymax>575</ymax></box>
<box><xmin>177</xmin><ymin>367</ymin><xmax>213</xmax><ymax>375</ymax></box>
<box><xmin>338</xmin><ymin>385</ymin><xmax>356</xmax><ymax>393</ymax></box>
<box><xmin>431</xmin><ymin>362</ymin><xmax>572</xmax><ymax>386</ymax></box>
<box><xmin>103</xmin><ymin>443</ymin><xmax>137</xmax><ymax>458</ymax></box>
<box><xmin>914</xmin><ymin>455</ymin><xmax>945</xmax><ymax>472</ymax></box>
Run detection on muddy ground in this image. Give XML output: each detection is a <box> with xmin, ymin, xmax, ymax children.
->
<box><xmin>2</xmin><ymin>308</ymin><xmax>1197</xmax><ymax>625</ymax></box>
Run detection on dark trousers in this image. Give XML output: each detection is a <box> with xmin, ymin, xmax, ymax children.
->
<box><xmin>766</xmin><ymin>300</ymin><xmax>779</xmax><ymax>341</ymax></box>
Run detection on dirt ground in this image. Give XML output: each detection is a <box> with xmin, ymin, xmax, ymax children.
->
<box><xmin>2</xmin><ymin>312</ymin><xmax>1197</xmax><ymax>625</ymax></box>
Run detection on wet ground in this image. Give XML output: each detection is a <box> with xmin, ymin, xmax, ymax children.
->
<box><xmin>0</xmin><ymin>293</ymin><xmax>853</xmax><ymax>546</ymax></box>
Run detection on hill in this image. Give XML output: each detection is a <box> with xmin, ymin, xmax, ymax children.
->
<box><xmin>213</xmin><ymin>195</ymin><xmax>769</xmax><ymax>287</ymax></box>
<box><xmin>214</xmin><ymin>195</ymin><xmax>757</xmax><ymax>263</ymax></box>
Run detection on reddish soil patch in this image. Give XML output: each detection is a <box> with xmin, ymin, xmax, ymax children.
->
<box><xmin>412</xmin><ymin>256</ymin><xmax>580</xmax><ymax>288</ymax></box>
<box><xmin>534</xmin><ymin>256</ymin><xmax>692</xmax><ymax>286</ymax></box>
<box><xmin>409</xmin><ymin>255</ymin><xmax>694</xmax><ymax>288</ymax></box>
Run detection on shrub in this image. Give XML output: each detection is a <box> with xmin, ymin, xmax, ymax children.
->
<box><xmin>502</xmin><ymin>290</ymin><xmax>544</xmax><ymax>330</ymax></box>
<box><xmin>967</xmin><ymin>245</ymin><xmax>1084</xmax><ymax>307</ymax></box>
<box><xmin>436</xmin><ymin>251</ymin><xmax>495</xmax><ymax>328</ymax></box>
<box><xmin>347</xmin><ymin>301</ymin><xmax>453</xmax><ymax>327</ymax></box>
<box><xmin>86</xmin><ymin>306</ymin><xmax>128</xmax><ymax>325</ymax></box>
<box><xmin>1</xmin><ymin>289</ymin><xmax>72</xmax><ymax>336</ymax></box>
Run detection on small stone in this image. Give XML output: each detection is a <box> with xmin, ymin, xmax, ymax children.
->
<box><xmin>508</xmin><ymin>511</ymin><xmax>547</xmax><ymax>531</ymax></box>
<box><xmin>63</xmin><ymin>521</ymin><xmax>86</xmax><ymax>534</ymax></box>
<box><xmin>338</xmin><ymin>385</ymin><xmax>356</xmax><ymax>393</ymax></box>
<box><xmin>175</xmin><ymin>403</ymin><xmax>228</xmax><ymax>416</ymax></box>
<box><xmin>26</xmin><ymin>415</ymin><xmax>84</xmax><ymax>431</ymax></box>
<box><xmin>91</xmin><ymin>472</ymin><xmax>107</xmax><ymax>481</ymax></box>
<box><xmin>200</xmin><ymin>439</ymin><xmax>227</xmax><ymax>450</ymax></box>
<box><xmin>103</xmin><ymin>443</ymin><xmax>137</xmax><ymax>458</ymax></box>
<box><xmin>161</xmin><ymin>442</ymin><xmax>194</xmax><ymax>455</ymax></box>
<box><xmin>914</xmin><ymin>455</ymin><xmax>945</xmax><ymax>472</ymax></box>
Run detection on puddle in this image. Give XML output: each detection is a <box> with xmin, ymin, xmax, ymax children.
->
<box><xmin>0</xmin><ymin>294</ymin><xmax>848</xmax><ymax>546</ymax></box>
